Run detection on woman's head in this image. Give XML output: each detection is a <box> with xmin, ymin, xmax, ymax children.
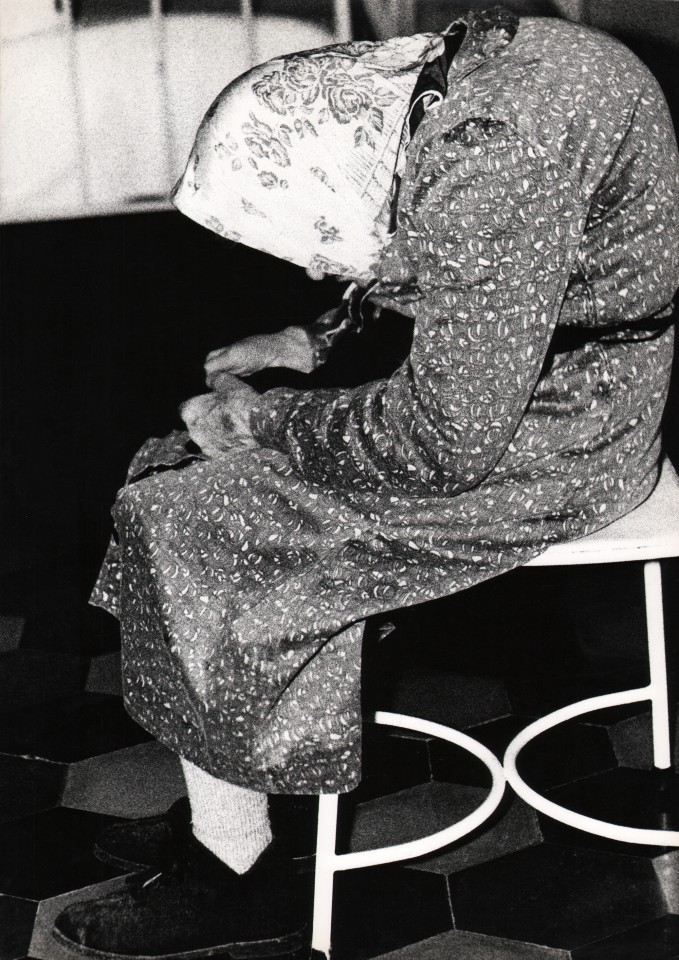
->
<box><xmin>172</xmin><ymin>33</ymin><xmax>445</xmax><ymax>283</ymax></box>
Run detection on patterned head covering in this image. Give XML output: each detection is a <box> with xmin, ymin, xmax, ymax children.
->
<box><xmin>171</xmin><ymin>33</ymin><xmax>446</xmax><ymax>283</ymax></box>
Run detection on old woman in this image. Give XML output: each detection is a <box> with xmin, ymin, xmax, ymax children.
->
<box><xmin>54</xmin><ymin>7</ymin><xmax>678</xmax><ymax>958</ymax></box>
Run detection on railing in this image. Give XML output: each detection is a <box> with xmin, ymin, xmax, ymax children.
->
<box><xmin>0</xmin><ymin>0</ymin><xmax>352</xmax><ymax>223</ymax></box>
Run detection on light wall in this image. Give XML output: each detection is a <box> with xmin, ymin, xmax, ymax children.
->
<box><xmin>5</xmin><ymin>0</ymin><xmax>677</xmax><ymax>223</ymax></box>
<box><xmin>0</xmin><ymin>1</ymin><xmax>347</xmax><ymax>223</ymax></box>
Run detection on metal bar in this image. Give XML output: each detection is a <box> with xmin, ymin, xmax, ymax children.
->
<box><xmin>553</xmin><ymin>0</ymin><xmax>587</xmax><ymax>23</ymax></box>
<box><xmin>331</xmin><ymin>712</ymin><xmax>505</xmax><ymax>870</ymax></box>
<box><xmin>392</xmin><ymin>0</ymin><xmax>415</xmax><ymax>35</ymax></box>
<box><xmin>361</xmin><ymin>0</ymin><xmax>415</xmax><ymax>38</ymax></box>
<box><xmin>311</xmin><ymin>794</ymin><xmax>339</xmax><ymax>958</ymax></box>
<box><xmin>240</xmin><ymin>0</ymin><xmax>257</xmax><ymax>68</ymax></box>
<box><xmin>332</xmin><ymin>0</ymin><xmax>352</xmax><ymax>42</ymax></box>
<box><xmin>645</xmin><ymin>560</ymin><xmax>672</xmax><ymax>769</ymax></box>
<box><xmin>150</xmin><ymin>0</ymin><xmax>176</xmax><ymax>187</ymax></box>
<box><xmin>310</xmin><ymin>712</ymin><xmax>506</xmax><ymax>956</ymax></box>
<box><xmin>504</xmin><ymin>687</ymin><xmax>679</xmax><ymax>846</ymax></box>
<box><xmin>62</xmin><ymin>0</ymin><xmax>91</xmax><ymax>206</ymax></box>
<box><xmin>526</xmin><ymin>538</ymin><xmax>679</xmax><ymax>567</ymax></box>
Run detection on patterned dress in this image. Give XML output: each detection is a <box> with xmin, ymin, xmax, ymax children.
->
<box><xmin>92</xmin><ymin>8</ymin><xmax>679</xmax><ymax>794</ymax></box>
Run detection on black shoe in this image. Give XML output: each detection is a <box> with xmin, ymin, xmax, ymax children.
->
<box><xmin>95</xmin><ymin>796</ymin><xmax>317</xmax><ymax>872</ymax></box>
<box><xmin>94</xmin><ymin>798</ymin><xmax>191</xmax><ymax>872</ymax></box>
<box><xmin>54</xmin><ymin>837</ymin><xmax>311</xmax><ymax>959</ymax></box>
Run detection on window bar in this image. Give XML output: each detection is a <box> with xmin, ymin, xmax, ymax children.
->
<box><xmin>150</xmin><ymin>0</ymin><xmax>176</xmax><ymax>190</ymax></box>
<box><xmin>240</xmin><ymin>0</ymin><xmax>257</xmax><ymax>70</ymax></box>
<box><xmin>62</xmin><ymin>0</ymin><xmax>92</xmax><ymax>207</ymax></box>
<box><xmin>391</xmin><ymin>0</ymin><xmax>414</xmax><ymax>36</ymax></box>
<box><xmin>333</xmin><ymin>0</ymin><xmax>352</xmax><ymax>42</ymax></box>
<box><xmin>555</xmin><ymin>0</ymin><xmax>587</xmax><ymax>22</ymax></box>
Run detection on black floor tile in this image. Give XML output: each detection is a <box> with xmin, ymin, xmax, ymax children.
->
<box><xmin>0</xmin><ymin>616</ymin><xmax>24</xmax><ymax>654</ymax></box>
<box><xmin>21</xmin><ymin>601</ymin><xmax>122</xmax><ymax>657</ymax></box>
<box><xmin>85</xmin><ymin>652</ymin><xmax>122</xmax><ymax>696</ymax></box>
<box><xmin>350</xmin><ymin>782</ymin><xmax>487</xmax><ymax>855</ymax></box>
<box><xmin>545</xmin><ymin>767</ymin><xmax>679</xmax><ymax>836</ymax></box>
<box><xmin>584</xmin><ymin>703</ymin><xmax>661</xmax><ymax>728</ymax></box>
<box><xmin>430</xmin><ymin>716</ymin><xmax>530</xmax><ymax>788</ymax></box>
<box><xmin>0</xmin><ymin>651</ymin><xmax>85</xmax><ymax>713</ymax></box>
<box><xmin>448</xmin><ymin>842</ymin><xmax>667</xmax><ymax>950</ymax></box>
<box><xmin>508</xmin><ymin>717</ymin><xmax>619</xmax><ymax>791</ymax></box>
<box><xmin>508</xmin><ymin>668</ymin><xmax>649</xmax><ymax>718</ymax></box>
<box><xmin>382</xmin><ymin>669</ymin><xmax>511</xmax><ymax>729</ymax></box>
<box><xmin>1</xmin><ymin>561</ymin><xmax>121</xmax><ymax>656</ymax></box>
<box><xmin>268</xmin><ymin>794</ymin><xmax>318</xmax><ymax>860</ymax></box>
<box><xmin>407</xmin><ymin>791</ymin><xmax>542</xmax><ymax>875</ymax></box>
<box><xmin>347</xmin><ymin>724</ymin><xmax>432</xmax><ymax>805</ymax></box>
<box><xmin>0</xmin><ymin>693</ymin><xmax>152</xmax><ymax>763</ymax></box>
<box><xmin>0</xmin><ymin>570</ymin><xmax>31</xmax><ymax>616</ymax></box>
<box><xmin>29</xmin><ymin>876</ymin><xmax>135</xmax><ymax>960</ymax></box>
<box><xmin>0</xmin><ymin>894</ymin><xmax>36</xmax><ymax>960</ymax></box>
<box><xmin>0</xmin><ymin>807</ymin><xmax>132</xmax><ymax>900</ymax></box>
<box><xmin>607</xmin><ymin>710</ymin><xmax>679</xmax><ymax>770</ymax></box>
<box><xmin>430</xmin><ymin>714</ymin><xmax>618</xmax><ymax>791</ymax></box>
<box><xmin>0</xmin><ymin>754</ymin><xmax>66</xmax><ymax>824</ymax></box>
<box><xmin>371</xmin><ymin>929</ymin><xmax>570</xmax><ymax>958</ymax></box>
<box><xmin>330</xmin><ymin>864</ymin><xmax>453</xmax><ymax>960</ymax></box>
<box><xmin>572</xmin><ymin>914</ymin><xmax>679</xmax><ymax>959</ymax></box>
<box><xmin>538</xmin><ymin>813</ymin><xmax>679</xmax><ymax>862</ymax></box>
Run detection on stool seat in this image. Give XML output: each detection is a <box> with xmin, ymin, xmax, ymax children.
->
<box><xmin>527</xmin><ymin>459</ymin><xmax>679</xmax><ymax>566</ymax></box>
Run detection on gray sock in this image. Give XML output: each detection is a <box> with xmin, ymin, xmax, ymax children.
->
<box><xmin>180</xmin><ymin>758</ymin><xmax>272</xmax><ymax>874</ymax></box>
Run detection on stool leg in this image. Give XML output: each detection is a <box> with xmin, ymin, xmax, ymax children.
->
<box><xmin>644</xmin><ymin>560</ymin><xmax>672</xmax><ymax>770</ymax></box>
<box><xmin>311</xmin><ymin>794</ymin><xmax>340</xmax><ymax>959</ymax></box>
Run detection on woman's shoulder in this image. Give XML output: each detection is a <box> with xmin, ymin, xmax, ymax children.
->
<box><xmin>515</xmin><ymin>16</ymin><xmax>656</xmax><ymax>91</ymax></box>
<box><xmin>429</xmin><ymin>14</ymin><xmax>668</xmax><ymax>182</ymax></box>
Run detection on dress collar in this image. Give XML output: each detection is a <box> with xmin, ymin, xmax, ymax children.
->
<box><xmin>445</xmin><ymin>5</ymin><xmax>519</xmax><ymax>81</ymax></box>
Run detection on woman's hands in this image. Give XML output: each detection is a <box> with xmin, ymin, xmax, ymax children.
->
<box><xmin>180</xmin><ymin>374</ymin><xmax>260</xmax><ymax>458</ymax></box>
<box><xmin>187</xmin><ymin>308</ymin><xmax>344</xmax><ymax>457</ymax></box>
<box><xmin>204</xmin><ymin>325</ymin><xmax>317</xmax><ymax>382</ymax></box>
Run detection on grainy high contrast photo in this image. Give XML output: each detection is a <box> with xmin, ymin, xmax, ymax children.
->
<box><xmin>1</xmin><ymin>2</ymin><xmax>679</xmax><ymax>959</ymax></box>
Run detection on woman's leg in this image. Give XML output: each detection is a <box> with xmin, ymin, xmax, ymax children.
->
<box><xmin>52</xmin><ymin>769</ymin><xmax>307</xmax><ymax>959</ymax></box>
<box><xmin>180</xmin><ymin>757</ymin><xmax>272</xmax><ymax>873</ymax></box>
<box><xmin>51</xmin><ymin>621</ymin><xmax>366</xmax><ymax>958</ymax></box>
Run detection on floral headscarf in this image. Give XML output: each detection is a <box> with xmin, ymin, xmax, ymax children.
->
<box><xmin>171</xmin><ymin>33</ymin><xmax>446</xmax><ymax>284</ymax></box>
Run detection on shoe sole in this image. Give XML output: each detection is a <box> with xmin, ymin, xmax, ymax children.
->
<box><xmin>92</xmin><ymin>842</ymin><xmax>155</xmax><ymax>873</ymax></box>
<box><xmin>93</xmin><ymin>843</ymin><xmax>315</xmax><ymax>875</ymax></box>
<box><xmin>53</xmin><ymin>924</ymin><xmax>309</xmax><ymax>960</ymax></box>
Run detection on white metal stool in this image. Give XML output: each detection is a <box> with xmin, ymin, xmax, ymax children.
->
<box><xmin>504</xmin><ymin>459</ymin><xmax>679</xmax><ymax>847</ymax></box>
<box><xmin>310</xmin><ymin>711</ymin><xmax>506</xmax><ymax>959</ymax></box>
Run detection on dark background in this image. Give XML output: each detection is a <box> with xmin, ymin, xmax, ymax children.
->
<box><xmin>1</xmin><ymin>0</ymin><xmax>678</xmax><ymax>656</ymax></box>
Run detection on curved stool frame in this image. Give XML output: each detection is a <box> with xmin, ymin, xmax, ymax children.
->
<box><xmin>311</xmin><ymin>710</ymin><xmax>506</xmax><ymax>958</ymax></box>
<box><xmin>505</xmin><ymin>558</ymin><xmax>679</xmax><ymax>847</ymax></box>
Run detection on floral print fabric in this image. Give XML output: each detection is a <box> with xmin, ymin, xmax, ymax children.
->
<box><xmin>93</xmin><ymin>8</ymin><xmax>679</xmax><ymax>794</ymax></box>
<box><xmin>171</xmin><ymin>31</ymin><xmax>448</xmax><ymax>285</ymax></box>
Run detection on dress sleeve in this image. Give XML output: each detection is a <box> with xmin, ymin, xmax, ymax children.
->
<box><xmin>251</xmin><ymin>124</ymin><xmax>588</xmax><ymax>495</ymax></box>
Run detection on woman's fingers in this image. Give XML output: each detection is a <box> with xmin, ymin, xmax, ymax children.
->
<box><xmin>179</xmin><ymin>393</ymin><xmax>219</xmax><ymax>428</ymax></box>
<box><xmin>274</xmin><ymin>326</ymin><xmax>316</xmax><ymax>373</ymax></box>
<box><xmin>180</xmin><ymin>386</ymin><xmax>259</xmax><ymax>458</ymax></box>
<box><xmin>205</xmin><ymin>334</ymin><xmax>279</xmax><ymax>380</ymax></box>
<box><xmin>205</xmin><ymin>344</ymin><xmax>256</xmax><ymax>369</ymax></box>
<box><xmin>204</xmin><ymin>327</ymin><xmax>317</xmax><ymax>383</ymax></box>
<box><xmin>205</xmin><ymin>346</ymin><xmax>230</xmax><ymax>362</ymax></box>
<box><xmin>205</xmin><ymin>347</ymin><xmax>253</xmax><ymax>378</ymax></box>
<box><xmin>209</xmin><ymin>371</ymin><xmax>249</xmax><ymax>396</ymax></box>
